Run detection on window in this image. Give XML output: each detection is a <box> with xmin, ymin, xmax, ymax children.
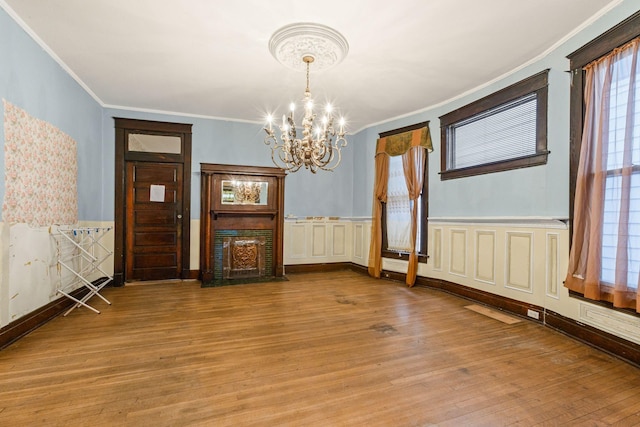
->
<box><xmin>439</xmin><ymin>70</ymin><xmax>549</xmax><ymax>180</ymax></box>
<box><xmin>383</xmin><ymin>154</ymin><xmax>425</xmax><ymax>258</ymax></box>
<box><xmin>601</xmin><ymin>54</ymin><xmax>640</xmax><ymax>288</ymax></box>
<box><xmin>368</xmin><ymin>122</ymin><xmax>430</xmax><ymax>287</ymax></box>
<box><xmin>376</xmin><ymin>123</ymin><xmax>429</xmax><ymax>262</ymax></box>
<box><xmin>566</xmin><ymin>11</ymin><xmax>640</xmax><ymax>313</ymax></box>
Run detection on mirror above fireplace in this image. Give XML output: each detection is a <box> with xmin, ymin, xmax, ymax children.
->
<box><xmin>221</xmin><ymin>180</ymin><xmax>268</xmax><ymax>205</ymax></box>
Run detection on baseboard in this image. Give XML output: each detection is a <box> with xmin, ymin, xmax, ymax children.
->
<box><xmin>0</xmin><ymin>286</ymin><xmax>90</xmax><ymax>350</ymax></box>
<box><xmin>285</xmin><ymin>262</ymin><xmax>354</xmax><ymax>274</ymax></box>
<box><xmin>184</xmin><ymin>270</ymin><xmax>200</xmax><ymax>280</ymax></box>
<box><xmin>416</xmin><ymin>276</ymin><xmax>544</xmax><ymax>322</ymax></box>
<box><xmin>545</xmin><ymin>310</ymin><xmax>640</xmax><ymax>367</ymax></box>
<box><xmin>348</xmin><ymin>263</ymin><xmax>369</xmax><ymax>275</ymax></box>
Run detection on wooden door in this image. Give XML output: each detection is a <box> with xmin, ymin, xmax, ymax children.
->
<box><xmin>125</xmin><ymin>161</ymin><xmax>183</xmax><ymax>281</ymax></box>
<box><xmin>114</xmin><ymin>118</ymin><xmax>192</xmax><ymax>286</ymax></box>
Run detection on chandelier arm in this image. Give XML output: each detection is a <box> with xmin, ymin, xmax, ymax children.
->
<box><xmin>335</xmin><ymin>134</ymin><xmax>348</xmax><ymax>148</ymax></box>
<box><xmin>264</xmin><ymin>131</ymin><xmax>287</xmax><ymax>169</ymax></box>
<box><xmin>313</xmin><ymin>145</ymin><xmax>332</xmax><ymax>168</ymax></box>
<box><xmin>281</xmin><ymin>149</ymin><xmax>302</xmax><ymax>172</ymax></box>
<box><xmin>292</xmin><ymin>140</ymin><xmax>308</xmax><ymax>170</ymax></box>
<box><xmin>264</xmin><ymin>130</ymin><xmax>302</xmax><ymax>172</ymax></box>
<box><xmin>312</xmin><ymin>136</ymin><xmax>327</xmax><ymax>160</ymax></box>
<box><xmin>273</xmin><ymin>145</ymin><xmax>293</xmax><ymax>171</ymax></box>
<box><xmin>317</xmin><ymin>133</ymin><xmax>347</xmax><ymax>171</ymax></box>
<box><xmin>312</xmin><ymin>134</ymin><xmax>335</xmax><ymax>168</ymax></box>
<box><xmin>318</xmin><ymin>147</ymin><xmax>342</xmax><ymax>171</ymax></box>
<box><xmin>285</xmin><ymin>143</ymin><xmax>299</xmax><ymax>167</ymax></box>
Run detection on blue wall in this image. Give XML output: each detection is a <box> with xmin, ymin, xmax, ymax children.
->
<box><xmin>0</xmin><ymin>7</ymin><xmax>103</xmax><ymax>221</ymax></box>
<box><xmin>351</xmin><ymin>1</ymin><xmax>640</xmax><ymax>220</ymax></box>
<box><xmin>101</xmin><ymin>108</ymin><xmax>355</xmax><ymax>220</ymax></box>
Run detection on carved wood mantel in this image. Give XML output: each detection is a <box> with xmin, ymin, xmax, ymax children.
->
<box><xmin>200</xmin><ymin>163</ymin><xmax>286</xmax><ymax>283</ymax></box>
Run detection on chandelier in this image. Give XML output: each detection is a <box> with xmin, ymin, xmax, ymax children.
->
<box><xmin>263</xmin><ymin>23</ymin><xmax>349</xmax><ymax>173</ymax></box>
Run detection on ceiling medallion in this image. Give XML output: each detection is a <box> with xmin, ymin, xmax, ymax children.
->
<box><xmin>263</xmin><ymin>23</ymin><xmax>349</xmax><ymax>173</ymax></box>
<box><xmin>268</xmin><ymin>23</ymin><xmax>349</xmax><ymax>72</ymax></box>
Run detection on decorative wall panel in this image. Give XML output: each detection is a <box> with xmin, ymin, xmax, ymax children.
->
<box><xmin>354</xmin><ymin>223</ymin><xmax>364</xmax><ymax>259</ymax></box>
<box><xmin>580</xmin><ymin>303</ymin><xmax>640</xmax><ymax>345</ymax></box>
<box><xmin>505</xmin><ymin>232</ymin><xmax>533</xmax><ymax>293</ymax></box>
<box><xmin>475</xmin><ymin>231</ymin><xmax>495</xmax><ymax>284</ymax></box>
<box><xmin>546</xmin><ymin>233</ymin><xmax>559</xmax><ymax>298</ymax></box>
<box><xmin>289</xmin><ymin>224</ymin><xmax>307</xmax><ymax>258</ymax></box>
<box><xmin>433</xmin><ymin>228</ymin><xmax>442</xmax><ymax>270</ymax></box>
<box><xmin>449</xmin><ymin>229</ymin><xmax>467</xmax><ymax>276</ymax></box>
<box><xmin>312</xmin><ymin>224</ymin><xmax>327</xmax><ymax>257</ymax></box>
<box><xmin>332</xmin><ymin>224</ymin><xmax>346</xmax><ymax>256</ymax></box>
<box><xmin>3</xmin><ymin>100</ymin><xmax>77</xmax><ymax>226</ymax></box>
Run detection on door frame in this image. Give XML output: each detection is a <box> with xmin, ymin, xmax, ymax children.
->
<box><xmin>114</xmin><ymin>118</ymin><xmax>192</xmax><ymax>286</ymax></box>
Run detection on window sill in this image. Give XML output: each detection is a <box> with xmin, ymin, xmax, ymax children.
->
<box><xmin>382</xmin><ymin>250</ymin><xmax>427</xmax><ymax>263</ymax></box>
<box><xmin>440</xmin><ymin>151</ymin><xmax>549</xmax><ymax>180</ymax></box>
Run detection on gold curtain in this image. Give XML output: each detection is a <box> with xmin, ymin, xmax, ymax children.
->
<box><xmin>368</xmin><ymin>126</ymin><xmax>432</xmax><ymax>286</ymax></box>
<box><xmin>565</xmin><ymin>37</ymin><xmax>640</xmax><ymax>312</ymax></box>
<box><xmin>367</xmin><ymin>153</ymin><xmax>388</xmax><ymax>279</ymax></box>
<box><xmin>402</xmin><ymin>146</ymin><xmax>426</xmax><ymax>286</ymax></box>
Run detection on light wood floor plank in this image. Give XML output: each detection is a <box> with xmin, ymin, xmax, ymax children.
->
<box><xmin>1</xmin><ymin>270</ymin><xmax>639</xmax><ymax>426</ymax></box>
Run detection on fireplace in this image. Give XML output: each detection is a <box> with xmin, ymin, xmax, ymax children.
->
<box><xmin>213</xmin><ymin>230</ymin><xmax>273</xmax><ymax>281</ymax></box>
<box><xmin>200</xmin><ymin>164</ymin><xmax>285</xmax><ymax>285</ymax></box>
<box><xmin>223</xmin><ymin>236</ymin><xmax>265</xmax><ymax>279</ymax></box>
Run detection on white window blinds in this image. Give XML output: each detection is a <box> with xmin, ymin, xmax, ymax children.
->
<box><xmin>448</xmin><ymin>94</ymin><xmax>538</xmax><ymax>170</ymax></box>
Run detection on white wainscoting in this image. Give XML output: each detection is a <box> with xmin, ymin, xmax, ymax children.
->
<box><xmin>283</xmin><ymin>218</ymin><xmax>371</xmax><ymax>267</ymax></box>
<box><xmin>426</xmin><ymin>218</ymin><xmax>567</xmax><ymax>307</ymax></box>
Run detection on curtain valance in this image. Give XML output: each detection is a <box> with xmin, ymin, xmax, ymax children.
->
<box><xmin>376</xmin><ymin>126</ymin><xmax>433</xmax><ymax>157</ymax></box>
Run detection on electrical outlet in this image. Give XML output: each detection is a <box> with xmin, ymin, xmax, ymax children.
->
<box><xmin>527</xmin><ymin>309</ymin><xmax>540</xmax><ymax>320</ymax></box>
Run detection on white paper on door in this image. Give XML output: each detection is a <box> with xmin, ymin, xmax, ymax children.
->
<box><xmin>149</xmin><ymin>184</ymin><xmax>165</xmax><ymax>202</ymax></box>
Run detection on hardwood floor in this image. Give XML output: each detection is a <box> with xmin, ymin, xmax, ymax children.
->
<box><xmin>1</xmin><ymin>271</ymin><xmax>640</xmax><ymax>426</ymax></box>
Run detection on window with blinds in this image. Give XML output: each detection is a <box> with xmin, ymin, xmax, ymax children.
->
<box><xmin>439</xmin><ymin>70</ymin><xmax>549</xmax><ymax>180</ymax></box>
<box><xmin>448</xmin><ymin>94</ymin><xmax>537</xmax><ymax>169</ymax></box>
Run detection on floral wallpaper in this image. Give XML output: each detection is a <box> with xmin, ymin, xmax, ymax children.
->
<box><xmin>3</xmin><ymin>100</ymin><xmax>78</xmax><ymax>226</ymax></box>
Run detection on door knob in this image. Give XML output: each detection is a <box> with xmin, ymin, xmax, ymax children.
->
<box><xmin>177</xmin><ymin>214</ymin><xmax>183</xmax><ymax>219</ymax></box>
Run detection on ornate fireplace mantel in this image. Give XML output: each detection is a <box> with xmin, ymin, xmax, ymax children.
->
<box><xmin>200</xmin><ymin>163</ymin><xmax>286</xmax><ymax>284</ymax></box>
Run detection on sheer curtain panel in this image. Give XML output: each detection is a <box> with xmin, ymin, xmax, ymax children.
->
<box><xmin>565</xmin><ymin>37</ymin><xmax>640</xmax><ymax>312</ymax></box>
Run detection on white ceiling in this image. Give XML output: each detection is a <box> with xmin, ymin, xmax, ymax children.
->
<box><xmin>2</xmin><ymin>0</ymin><xmax>620</xmax><ymax>132</ymax></box>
